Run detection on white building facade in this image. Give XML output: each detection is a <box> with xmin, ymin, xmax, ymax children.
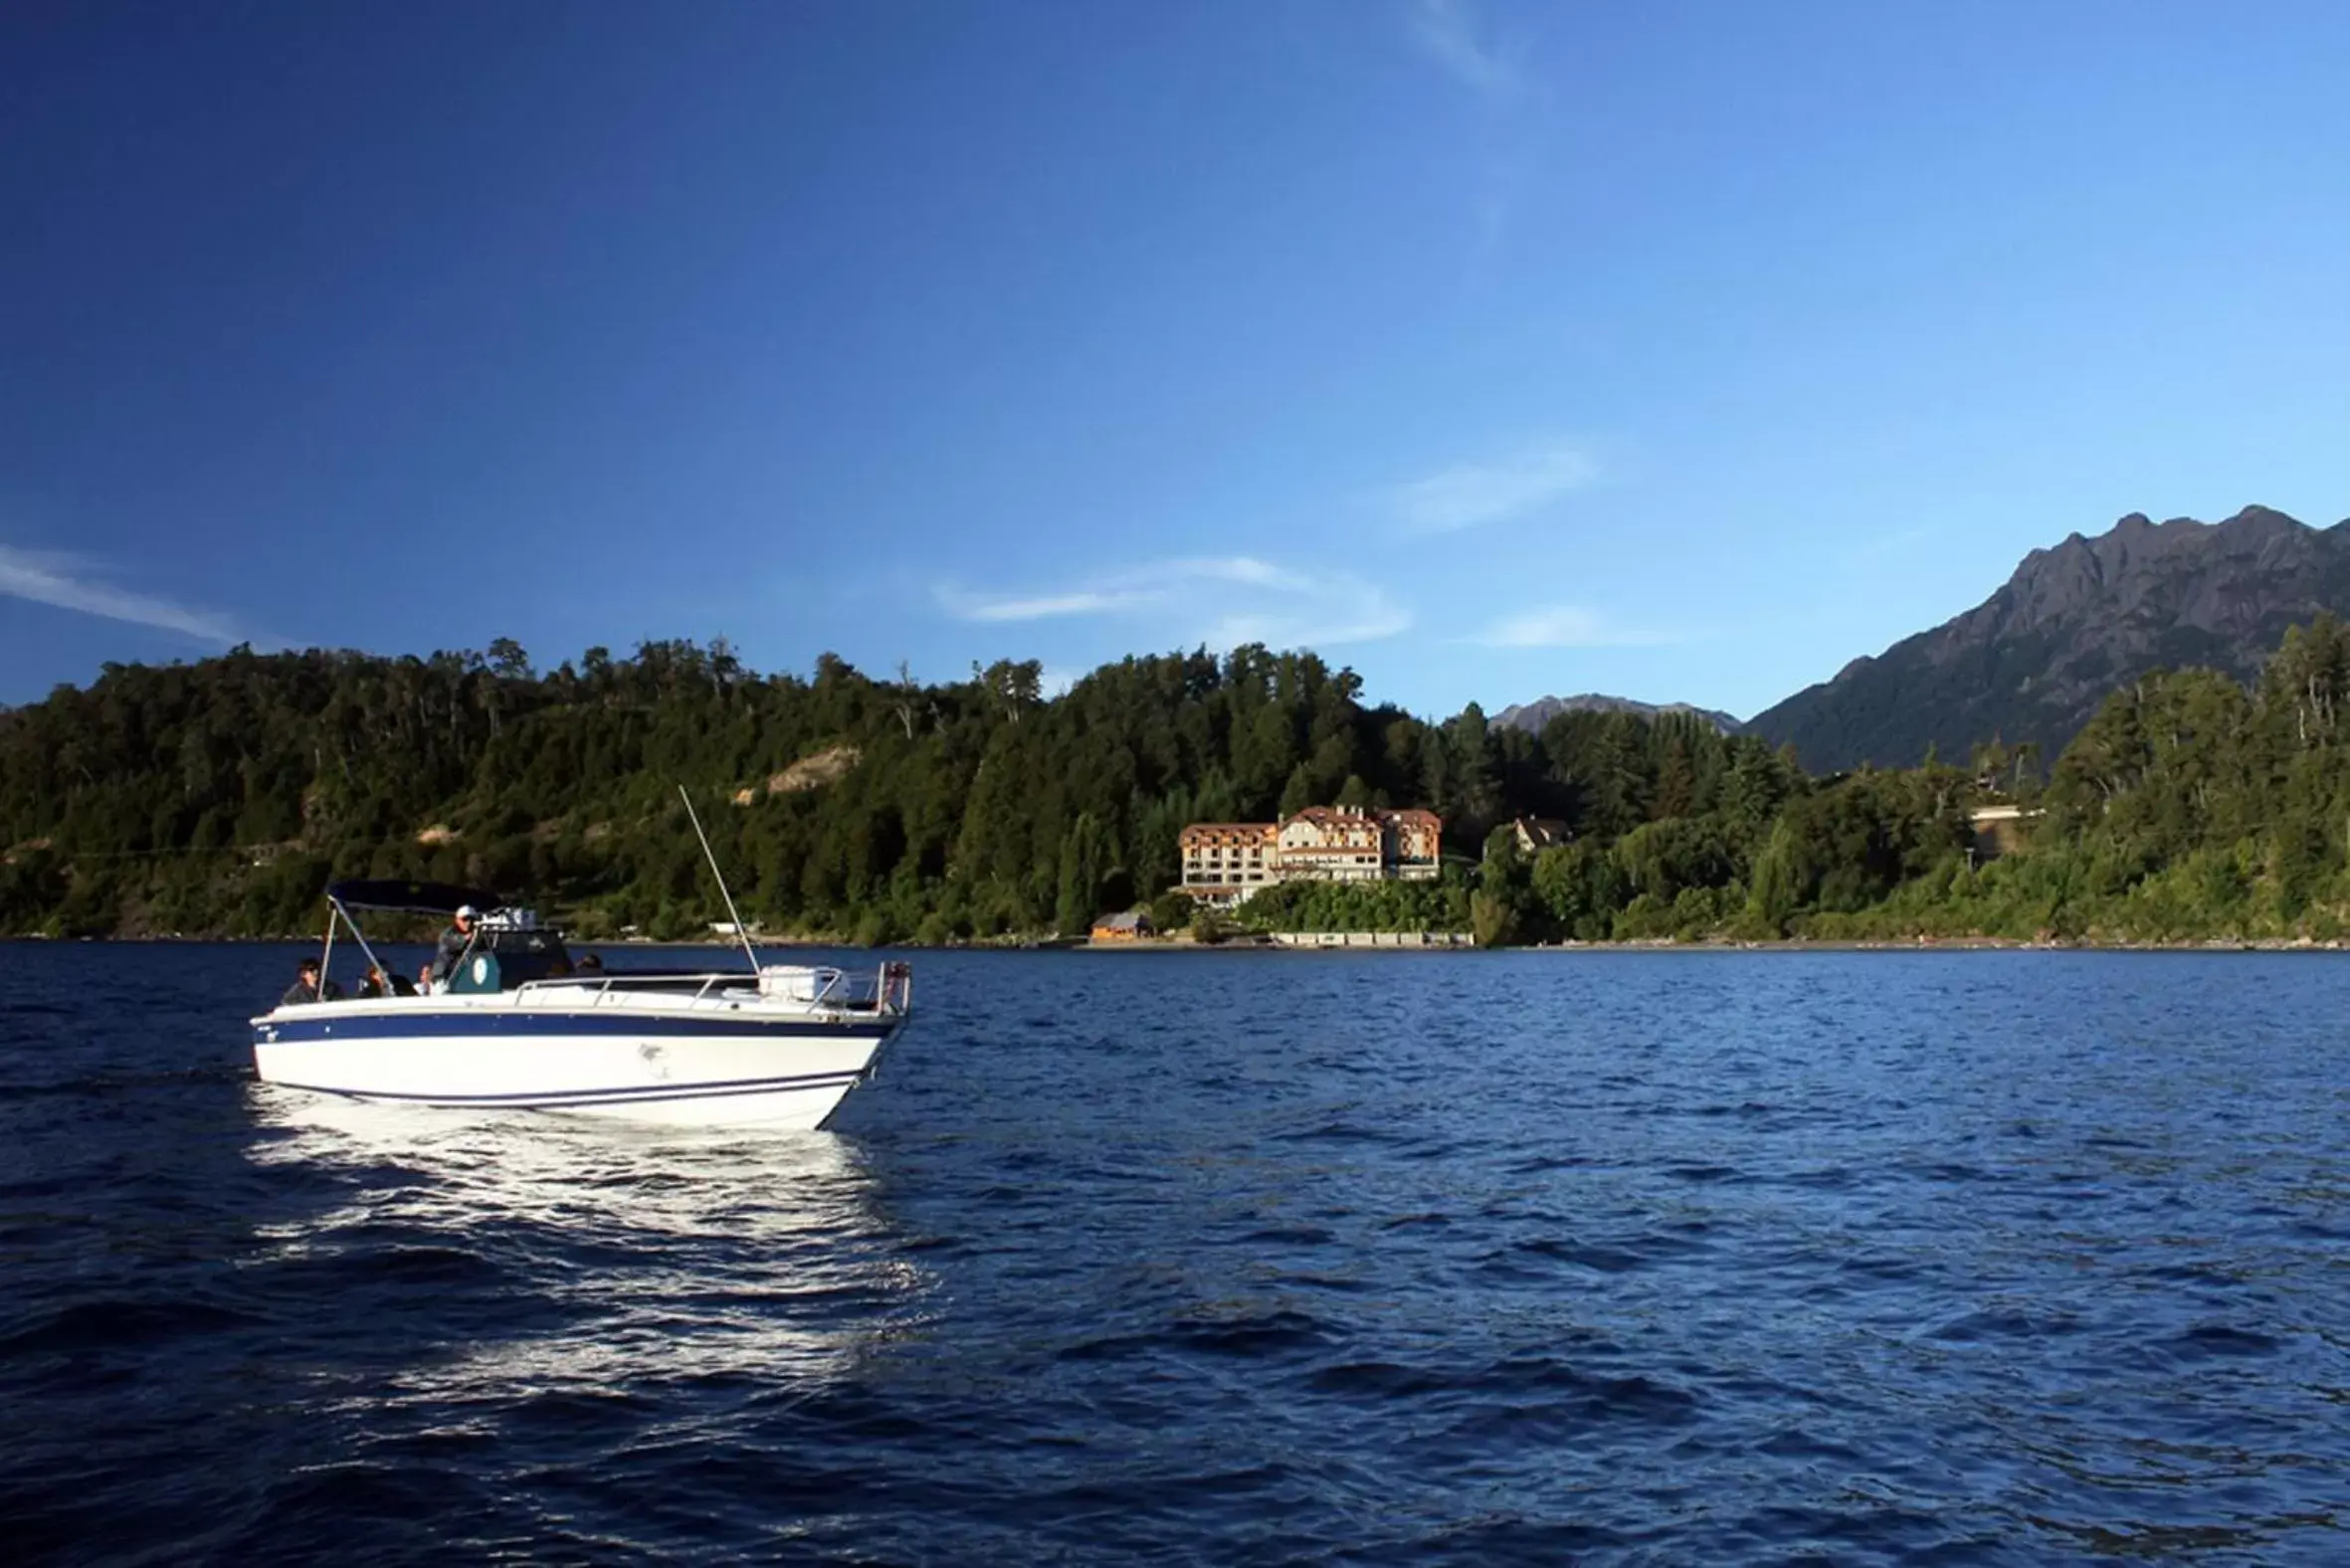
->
<box><xmin>1179</xmin><ymin>805</ymin><xmax>1443</xmax><ymax>906</ymax></box>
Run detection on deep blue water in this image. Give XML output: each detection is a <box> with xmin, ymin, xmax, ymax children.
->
<box><xmin>4</xmin><ymin>943</ymin><xmax>2349</xmax><ymax>1564</ymax></box>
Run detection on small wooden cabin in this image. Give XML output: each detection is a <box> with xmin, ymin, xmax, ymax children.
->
<box><xmin>1089</xmin><ymin>910</ymin><xmax>1154</xmax><ymax>942</ymax></box>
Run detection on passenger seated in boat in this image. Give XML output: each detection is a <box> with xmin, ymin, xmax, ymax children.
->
<box><xmin>577</xmin><ymin>952</ymin><xmax>603</xmax><ymax>974</ymax></box>
<box><xmin>417</xmin><ymin>962</ymin><xmax>437</xmax><ymax>995</ymax></box>
<box><xmin>357</xmin><ymin>963</ymin><xmax>417</xmax><ymax>999</ymax></box>
<box><xmin>281</xmin><ymin>957</ymin><xmax>342</xmax><ymax>1007</ymax></box>
<box><xmin>429</xmin><ymin>904</ymin><xmax>480</xmax><ymax>985</ymax></box>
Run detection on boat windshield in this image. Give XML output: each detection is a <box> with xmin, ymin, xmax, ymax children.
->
<box><xmin>459</xmin><ymin>926</ymin><xmax>575</xmax><ymax>991</ymax></box>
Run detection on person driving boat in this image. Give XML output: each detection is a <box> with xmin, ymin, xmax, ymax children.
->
<box><xmin>430</xmin><ymin>903</ymin><xmax>479</xmax><ymax>985</ymax></box>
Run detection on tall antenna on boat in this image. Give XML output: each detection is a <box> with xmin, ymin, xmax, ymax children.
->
<box><xmin>678</xmin><ymin>783</ymin><xmax>761</xmax><ymax>976</ymax></box>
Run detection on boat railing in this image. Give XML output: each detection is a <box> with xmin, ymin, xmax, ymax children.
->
<box><xmin>511</xmin><ymin>972</ymin><xmax>737</xmax><ymax>1006</ymax></box>
<box><xmin>512</xmin><ymin>961</ymin><xmax>910</xmax><ymax>1017</ymax></box>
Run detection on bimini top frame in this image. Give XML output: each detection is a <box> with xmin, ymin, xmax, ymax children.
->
<box><xmin>313</xmin><ymin>881</ymin><xmax>516</xmax><ymax>998</ymax></box>
<box><xmin>324</xmin><ymin>880</ymin><xmax>503</xmax><ymax>916</ymax></box>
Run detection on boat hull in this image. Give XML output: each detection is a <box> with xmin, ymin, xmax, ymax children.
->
<box><xmin>253</xmin><ymin>1004</ymin><xmax>899</xmax><ymax>1129</ymax></box>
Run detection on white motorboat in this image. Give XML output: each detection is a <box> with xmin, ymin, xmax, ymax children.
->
<box><xmin>251</xmin><ymin>880</ymin><xmax>912</xmax><ymax>1129</ymax></box>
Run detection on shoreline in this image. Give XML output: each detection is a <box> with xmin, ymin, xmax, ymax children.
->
<box><xmin>11</xmin><ymin>932</ymin><xmax>2350</xmax><ymax>954</ymax></box>
<box><xmin>1078</xmin><ymin>934</ymin><xmax>2350</xmax><ymax>953</ymax></box>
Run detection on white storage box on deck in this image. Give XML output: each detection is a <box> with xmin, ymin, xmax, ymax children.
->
<box><xmin>757</xmin><ymin>965</ymin><xmax>842</xmax><ymax>1003</ymax></box>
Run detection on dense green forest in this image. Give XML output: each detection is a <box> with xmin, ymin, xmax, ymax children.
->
<box><xmin>10</xmin><ymin>621</ymin><xmax>2350</xmax><ymax>945</ymax></box>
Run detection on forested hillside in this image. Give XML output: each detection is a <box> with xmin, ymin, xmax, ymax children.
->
<box><xmin>0</xmin><ymin>637</ymin><xmax>1772</xmax><ymax>941</ymax></box>
<box><xmin>11</xmin><ymin>622</ymin><xmax>2350</xmax><ymax>945</ymax></box>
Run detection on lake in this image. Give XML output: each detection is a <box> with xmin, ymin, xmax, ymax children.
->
<box><xmin>3</xmin><ymin>943</ymin><xmax>2348</xmax><ymax>1564</ymax></box>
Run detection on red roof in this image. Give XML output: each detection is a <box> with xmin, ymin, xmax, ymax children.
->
<box><xmin>1179</xmin><ymin>822</ymin><xmax>1275</xmax><ymax>843</ymax></box>
<box><xmin>1182</xmin><ymin>808</ymin><xmax>1441</xmax><ymax>844</ymax></box>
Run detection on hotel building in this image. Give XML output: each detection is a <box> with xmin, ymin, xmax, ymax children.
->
<box><xmin>1179</xmin><ymin>805</ymin><xmax>1442</xmax><ymax>906</ymax></box>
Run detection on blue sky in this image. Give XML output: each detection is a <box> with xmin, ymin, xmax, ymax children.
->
<box><xmin>5</xmin><ymin>0</ymin><xmax>2348</xmax><ymax>718</ymax></box>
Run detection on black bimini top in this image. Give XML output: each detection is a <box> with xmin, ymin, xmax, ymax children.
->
<box><xmin>325</xmin><ymin>879</ymin><xmax>503</xmax><ymax>915</ymax></box>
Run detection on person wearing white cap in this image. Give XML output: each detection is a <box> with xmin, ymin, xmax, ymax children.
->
<box><xmin>430</xmin><ymin>902</ymin><xmax>481</xmax><ymax>986</ymax></box>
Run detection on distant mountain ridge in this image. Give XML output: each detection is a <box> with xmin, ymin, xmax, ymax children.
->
<box><xmin>1495</xmin><ymin>693</ymin><xmax>1745</xmax><ymax>735</ymax></box>
<box><xmin>1747</xmin><ymin>505</ymin><xmax>2350</xmax><ymax>771</ymax></box>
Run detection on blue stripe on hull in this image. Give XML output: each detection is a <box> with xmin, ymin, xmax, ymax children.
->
<box><xmin>265</xmin><ymin>1069</ymin><xmax>868</xmax><ymax>1108</ymax></box>
<box><xmin>255</xmin><ymin>1011</ymin><xmax>897</xmax><ymax>1045</ymax></box>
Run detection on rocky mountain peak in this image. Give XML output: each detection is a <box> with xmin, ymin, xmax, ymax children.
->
<box><xmin>1494</xmin><ymin>693</ymin><xmax>1744</xmax><ymax>736</ymax></box>
<box><xmin>1749</xmin><ymin>505</ymin><xmax>2348</xmax><ymax>770</ymax></box>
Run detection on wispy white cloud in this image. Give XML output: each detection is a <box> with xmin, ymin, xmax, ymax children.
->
<box><xmin>1390</xmin><ymin>439</ymin><xmax>1599</xmax><ymax>533</ymax></box>
<box><xmin>1408</xmin><ymin>0</ymin><xmax>1520</xmax><ymax>99</ymax></box>
<box><xmin>1405</xmin><ymin>0</ymin><xmax>1543</xmax><ymax>275</ymax></box>
<box><xmin>1471</xmin><ymin>605</ymin><xmax>1674</xmax><ymax>649</ymax></box>
<box><xmin>937</xmin><ymin>555</ymin><xmax>1410</xmax><ymax>650</ymax></box>
<box><xmin>0</xmin><ymin>543</ymin><xmax>259</xmax><ymax>647</ymax></box>
<box><xmin>944</xmin><ymin>587</ymin><xmax>1160</xmax><ymax>624</ymax></box>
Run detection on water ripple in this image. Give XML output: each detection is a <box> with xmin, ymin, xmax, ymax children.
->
<box><xmin>4</xmin><ymin>943</ymin><xmax>2350</xmax><ymax>1563</ymax></box>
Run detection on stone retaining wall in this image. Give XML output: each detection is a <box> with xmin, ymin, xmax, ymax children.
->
<box><xmin>1267</xmin><ymin>931</ymin><xmax>1472</xmax><ymax>948</ymax></box>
